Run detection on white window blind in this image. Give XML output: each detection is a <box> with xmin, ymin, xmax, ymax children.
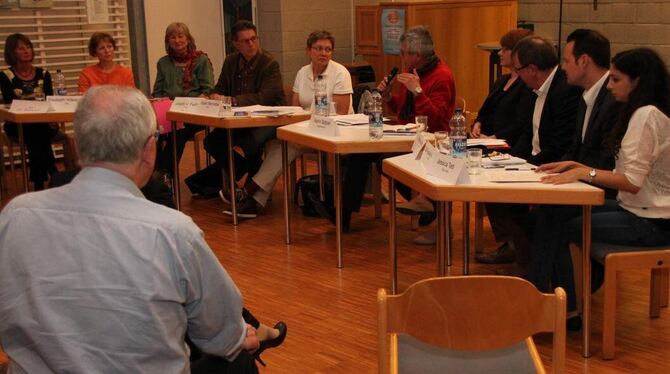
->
<box><xmin>0</xmin><ymin>0</ymin><xmax>133</xmax><ymax>94</ymax></box>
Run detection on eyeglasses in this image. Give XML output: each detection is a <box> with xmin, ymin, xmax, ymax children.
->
<box><xmin>236</xmin><ymin>36</ymin><xmax>258</xmax><ymax>45</ymax></box>
<box><xmin>513</xmin><ymin>64</ymin><xmax>530</xmax><ymax>73</ymax></box>
<box><xmin>311</xmin><ymin>46</ymin><xmax>333</xmax><ymax>53</ymax></box>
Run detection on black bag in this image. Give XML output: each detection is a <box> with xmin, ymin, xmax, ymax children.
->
<box><xmin>294</xmin><ymin>174</ymin><xmax>334</xmax><ymax>217</ymax></box>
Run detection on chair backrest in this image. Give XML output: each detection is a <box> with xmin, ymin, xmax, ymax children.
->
<box><xmin>378</xmin><ymin>276</ymin><xmax>566</xmax><ymax>374</ymax></box>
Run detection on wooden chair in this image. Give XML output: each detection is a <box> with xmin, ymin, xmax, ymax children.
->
<box><xmin>589</xmin><ymin>243</ymin><xmax>670</xmax><ymax>359</ymax></box>
<box><xmin>378</xmin><ymin>276</ymin><xmax>566</xmax><ymax>374</ymax></box>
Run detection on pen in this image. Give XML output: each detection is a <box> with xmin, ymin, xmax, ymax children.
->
<box><xmin>505</xmin><ymin>167</ymin><xmax>536</xmax><ymax>171</ymax></box>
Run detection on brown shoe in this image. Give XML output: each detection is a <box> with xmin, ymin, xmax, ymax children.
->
<box><xmin>475</xmin><ymin>242</ymin><xmax>516</xmax><ymax>264</ymax></box>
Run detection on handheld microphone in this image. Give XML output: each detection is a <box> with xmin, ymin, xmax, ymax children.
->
<box><xmin>386</xmin><ymin>67</ymin><xmax>399</xmax><ymax>83</ymax></box>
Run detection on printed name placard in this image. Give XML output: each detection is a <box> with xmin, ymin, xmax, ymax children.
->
<box><xmin>9</xmin><ymin>99</ymin><xmax>50</xmax><ymax>113</ymax></box>
<box><xmin>308</xmin><ymin>114</ymin><xmax>339</xmax><ymax>137</ymax></box>
<box><xmin>420</xmin><ymin>142</ymin><xmax>465</xmax><ymax>185</ymax></box>
<box><xmin>412</xmin><ymin>131</ymin><xmax>427</xmax><ymax>159</ymax></box>
<box><xmin>170</xmin><ymin>97</ymin><xmax>223</xmax><ymax>117</ymax></box>
<box><xmin>47</xmin><ymin>96</ymin><xmax>81</xmax><ymax>113</ymax></box>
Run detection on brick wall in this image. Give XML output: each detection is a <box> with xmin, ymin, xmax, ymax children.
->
<box><xmin>257</xmin><ymin>0</ymin><xmax>355</xmax><ymax>88</ymax></box>
<box><xmin>518</xmin><ymin>0</ymin><xmax>670</xmax><ymax>63</ymax></box>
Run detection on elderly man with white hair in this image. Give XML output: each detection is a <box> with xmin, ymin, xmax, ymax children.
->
<box><xmin>0</xmin><ymin>85</ymin><xmax>258</xmax><ymax>373</ymax></box>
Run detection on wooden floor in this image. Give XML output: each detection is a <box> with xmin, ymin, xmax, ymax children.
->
<box><xmin>1</xmin><ymin>147</ymin><xmax>670</xmax><ymax>373</ymax></box>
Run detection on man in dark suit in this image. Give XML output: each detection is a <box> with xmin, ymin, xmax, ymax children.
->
<box><xmin>561</xmin><ymin>29</ymin><xmax>618</xmax><ymax>171</ymax></box>
<box><xmin>524</xmin><ymin>29</ymin><xmax>619</xmax><ymax>330</ymax></box>
<box><xmin>477</xmin><ymin>36</ymin><xmax>581</xmax><ymax>265</ymax></box>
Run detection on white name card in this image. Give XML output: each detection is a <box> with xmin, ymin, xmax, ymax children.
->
<box><xmin>47</xmin><ymin>96</ymin><xmax>81</xmax><ymax>113</ymax></box>
<box><xmin>412</xmin><ymin>131</ymin><xmax>427</xmax><ymax>159</ymax></box>
<box><xmin>308</xmin><ymin>114</ymin><xmax>339</xmax><ymax>137</ymax></box>
<box><xmin>170</xmin><ymin>97</ymin><xmax>223</xmax><ymax>117</ymax></box>
<box><xmin>9</xmin><ymin>99</ymin><xmax>50</xmax><ymax>113</ymax></box>
<box><xmin>421</xmin><ymin>142</ymin><xmax>465</xmax><ymax>185</ymax></box>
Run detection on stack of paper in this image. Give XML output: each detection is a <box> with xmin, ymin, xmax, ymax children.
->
<box><xmin>467</xmin><ymin>138</ymin><xmax>508</xmax><ymax>147</ymax></box>
<box><xmin>333</xmin><ymin>113</ymin><xmax>368</xmax><ymax>125</ymax></box>
<box><xmin>482</xmin><ymin>154</ymin><xmax>526</xmax><ymax>167</ymax></box>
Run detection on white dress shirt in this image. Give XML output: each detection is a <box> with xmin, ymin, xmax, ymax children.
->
<box><xmin>531</xmin><ymin>66</ymin><xmax>559</xmax><ymax>156</ymax></box>
<box><xmin>581</xmin><ymin>71</ymin><xmax>609</xmax><ymax>140</ymax></box>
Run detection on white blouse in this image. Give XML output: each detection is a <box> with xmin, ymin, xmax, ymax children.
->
<box><xmin>292</xmin><ymin>60</ymin><xmax>354</xmax><ymax>114</ymax></box>
<box><xmin>616</xmin><ymin>105</ymin><xmax>670</xmax><ymax>218</ymax></box>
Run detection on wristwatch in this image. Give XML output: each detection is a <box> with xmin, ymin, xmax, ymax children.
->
<box><xmin>588</xmin><ymin>168</ymin><xmax>597</xmax><ymax>183</ymax></box>
<box><xmin>413</xmin><ymin>86</ymin><xmax>423</xmax><ymax>95</ymax></box>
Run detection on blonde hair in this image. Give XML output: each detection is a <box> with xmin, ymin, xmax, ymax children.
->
<box><xmin>164</xmin><ymin>22</ymin><xmax>196</xmax><ymax>54</ymax></box>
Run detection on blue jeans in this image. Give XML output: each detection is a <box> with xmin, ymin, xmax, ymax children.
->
<box><xmin>526</xmin><ymin>199</ymin><xmax>670</xmax><ymax>311</ymax></box>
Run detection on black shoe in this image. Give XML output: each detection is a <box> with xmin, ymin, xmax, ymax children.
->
<box><xmin>475</xmin><ymin>242</ymin><xmax>516</xmax><ymax>264</ymax></box>
<box><xmin>222</xmin><ymin>197</ymin><xmax>260</xmax><ymax>219</ymax></box>
<box><xmin>308</xmin><ymin>192</ymin><xmax>351</xmax><ymax>232</ymax></box>
<box><xmin>567</xmin><ymin>315</ymin><xmax>582</xmax><ymax>332</ymax></box>
<box><xmin>418</xmin><ymin>210</ymin><xmax>436</xmax><ymax>226</ymax></box>
<box><xmin>254</xmin><ymin>321</ymin><xmax>288</xmax><ymax>367</ymax></box>
<box><xmin>185</xmin><ymin>175</ymin><xmax>219</xmax><ymax>199</ymax></box>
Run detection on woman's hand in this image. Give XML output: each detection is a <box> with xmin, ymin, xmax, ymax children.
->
<box><xmin>471</xmin><ymin>122</ymin><xmax>482</xmax><ymax>138</ymax></box>
<box><xmin>540</xmin><ymin>166</ymin><xmax>588</xmax><ymax>185</ymax></box>
<box><xmin>209</xmin><ymin>93</ymin><xmax>224</xmax><ymax>101</ymax></box>
<box><xmin>536</xmin><ymin>161</ymin><xmax>584</xmax><ymax>174</ymax></box>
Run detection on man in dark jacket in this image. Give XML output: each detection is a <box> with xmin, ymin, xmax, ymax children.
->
<box><xmin>478</xmin><ymin>36</ymin><xmax>581</xmax><ymax>265</ymax></box>
<box><xmin>185</xmin><ymin>19</ymin><xmax>285</xmax><ymax>198</ymax></box>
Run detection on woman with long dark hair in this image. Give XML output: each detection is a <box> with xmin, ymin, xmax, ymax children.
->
<box><xmin>0</xmin><ymin>33</ymin><xmax>58</xmax><ymax>190</ymax></box>
<box><xmin>527</xmin><ymin>48</ymin><xmax>670</xmax><ymax>328</ymax></box>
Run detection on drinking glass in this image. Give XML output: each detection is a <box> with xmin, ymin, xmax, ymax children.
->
<box><xmin>415</xmin><ymin>115</ymin><xmax>428</xmax><ymax>133</ymax></box>
<box><xmin>467</xmin><ymin>148</ymin><xmax>483</xmax><ymax>175</ymax></box>
<box><xmin>434</xmin><ymin>131</ymin><xmax>449</xmax><ymax>153</ymax></box>
<box><xmin>220</xmin><ymin>96</ymin><xmax>232</xmax><ymax>112</ymax></box>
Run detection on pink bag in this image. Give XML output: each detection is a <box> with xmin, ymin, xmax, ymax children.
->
<box><xmin>152</xmin><ymin>98</ymin><xmax>184</xmax><ymax>134</ymax></box>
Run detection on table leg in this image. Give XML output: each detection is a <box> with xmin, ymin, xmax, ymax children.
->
<box><xmin>205</xmin><ymin>126</ymin><xmax>212</xmax><ymax>167</ymax></box>
<box><xmin>318</xmin><ymin>151</ymin><xmax>325</xmax><ymax>201</ymax></box>
<box><xmin>171</xmin><ymin>121</ymin><xmax>181</xmax><ymax>211</ymax></box>
<box><xmin>463</xmin><ymin>201</ymin><xmax>470</xmax><ymax>275</ymax></box>
<box><xmin>226</xmin><ymin>129</ymin><xmax>238</xmax><ymax>225</ymax></box>
<box><xmin>582</xmin><ymin>205</ymin><xmax>592</xmax><ymax>357</ymax></box>
<box><xmin>282</xmin><ymin>140</ymin><xmax>291</xmax><ymax>245</ymax></box>
<box><xmin>18</xmin><ymin>123</ymin><xmax>28</xmax><ymax>192</ymax></box>
<box><xmin>389</xmin><ymin>177</ymin><xmax>397</xmax><ymax>294</ymax></box>
<box><xmin>447</xmin><ymin>202</ymin><xmax>452</xmax><ymax>267</ymax></box>
<box><xmin>334</xmin><ymin>153</ymin><xmax>342</xmax><ymax>268</ymax></box>
<box><xmin>437</xmin><ymin>201</ymin><xmax>446</xmax><ymax>276</ymax></box>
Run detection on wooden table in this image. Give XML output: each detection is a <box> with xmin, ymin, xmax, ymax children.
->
<box><xmin>383</xmin><ymin>153</ymin><xmax>605</xmax><ymax>357</ymax></box>
<box><xmin>165</xmin><ymin>111</ymin><xmax>310</xmax><ymax>223</ymax></box>
<box><xmin>0</xmin><ymin>107</ymin><xmax>74</xmax><ymax>192</ymax></box>
<box><xmin>277</xmin><ymin>121</ymin><xmax>414</xmax><ymax>267</ymax></box>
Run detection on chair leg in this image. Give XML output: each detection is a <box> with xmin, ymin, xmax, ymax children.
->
<box><xmin>661</xmin><ymin>268</ymin><xmax>669</xmax><ymax>308</ymax></box>
<box><xmin>193</xmin><ymin>137</ymin><xmax>202</xmax><ymax>172</ymax></box>
<box><xmin>289</xmin><ymin>159</ymin><xmax>297</xmax><ymax>204</ymax></box>
<box><xmin>300</xmin><ymin>154</ymin><xmax>306</xmax><ymax>178</ymax></box>
<box><xmin>602</xmin><ymin>261</ymin><xmax>618</xmax><ymax>360</ymax></box>
<box><xmin>650</xmin><ymin>268</ymin><xmax>664</xmax><ymax>318</ymax></box>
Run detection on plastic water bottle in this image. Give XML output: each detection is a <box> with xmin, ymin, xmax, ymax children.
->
<box><xmin>54</xmin><ymin>69</ymin><xmax>67</xmax><ymax>96</ymax></box>
<box><xmin>314</xmin><ymin>75</ymin><xmax>328</xmax><ymax>116</ymax></box>
<box><xmin>449</xmin><ymin>108</ymin><xmax>467</xmax><ymax>158</ymax></box>
<box><xmin>368</xmin><ymin>90</ymin><xmax>383</xmax><ymax>140</ymax></box>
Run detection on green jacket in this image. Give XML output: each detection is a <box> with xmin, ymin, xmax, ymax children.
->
<box><xmin>214</xmin><ymin>49</ymin><xmax>285</xmax><ymax>106</ymax></box>
<box><xmin>152</xmin><ymin>54</ymin><xmax>214</xmax><ymax>99</ymax></box>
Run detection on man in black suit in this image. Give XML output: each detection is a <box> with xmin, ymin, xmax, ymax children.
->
<box><xmin>524</xmin><ymin>29</ymin><xmax>619</xmax><ymax>330</ymax></box>
<box><xmin>477</xmin><ymin>36</ymin><xmax>581</xmax><ymax>265</ymax></box>
<box><xmin>561</xmin><ymin>29</ymin><xmax>618</xmax><ymax>171</ymax></box>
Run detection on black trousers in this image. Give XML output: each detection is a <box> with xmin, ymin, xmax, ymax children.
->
<box><xmin>342</xmin><ymin>153</ymin><xmax>411</xmax><ymax>213</ymax></box>
<box><xmin>156</xmin><ymin>123</ymin><xmax>205</xmax><ymax>176</ymax></box>
<box><xmin>4</xmin><ymin>122</ymin><xmax>58</xmax><ymax>185</ymax></box>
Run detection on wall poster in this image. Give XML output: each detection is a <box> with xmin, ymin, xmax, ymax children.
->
<box><xmin>86</xmin><ymin>0</ymin><xmax>109</xmax><ymax>24</ymax></box>
<box><xmin>381</xmin><ymin>8</ymin><xmax>405</xmax><ymax>55</ymax></box>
